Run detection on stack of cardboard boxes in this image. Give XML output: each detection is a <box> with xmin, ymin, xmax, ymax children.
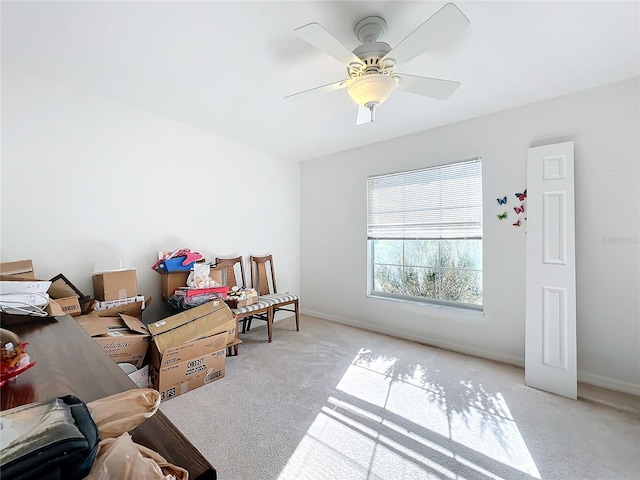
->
<box><xmin>92</xmin><ymin>268</ymin><xmax>145</xmax><ymax>315</ymax></box>
<box><xmin>147</xmin><ymin>300</ymin><xmax>235</xmax><ymax>401</ymax></box>
<box><xmin>73</xmin><ymin>268</ymin><xmax>152</xmax><ymax>387</ymax></box>
<box><xmin>1</xmin><ymin>258</ymin><xmax>236</xmax><ymax>401</ymax></box>
<box><xmin>82</xmin><ymin>268</ymin><xmax>237</xmax><ymax>400</ymax></box>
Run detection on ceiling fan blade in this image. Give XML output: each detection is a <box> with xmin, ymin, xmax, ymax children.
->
<box><xmin>382</xmin><ymin>3</ymin><xmax>470</xmax><ymax>68</ymax></box>
<box><xmin>395</xmin><ymin>74</ymin><xmax>460</xmax><ymax>100</ymax></box>
<box><xmin>295</xmin><ymin>22</ymin><xmax>364</xmax><ymax>67</ymax></box>
<box><xmin>284</xmin><ymin>79</ymin><xmax>349</xmax><ymax>101</ymax></box>
<box><xmin>356</xmin><ymin>105</ymin><xmax>373</xmax><ymax>125</ymax></box>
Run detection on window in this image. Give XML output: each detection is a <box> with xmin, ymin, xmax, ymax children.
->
<box><xmin>367</xmin><ymin>158</ymin><xmax>483</xmax><ymax>310</ymax></box>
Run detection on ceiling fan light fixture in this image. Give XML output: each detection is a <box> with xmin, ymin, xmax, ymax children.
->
<box><xmin>347</xmin><ymin>74</ymin><xmax>397</xmax><ymax>108</ymax></box>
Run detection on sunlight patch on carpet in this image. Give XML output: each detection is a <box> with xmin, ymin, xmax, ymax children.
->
<box><xmin>277</xmin><ymin>348</ymin><xmax>541</xmax><ymax>480</ymax></box>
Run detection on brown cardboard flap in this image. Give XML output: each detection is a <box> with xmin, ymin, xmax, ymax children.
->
<box><xmin>148</xmin><ymin>300</ymin><xmax>227</xmax><ymax>336</ymax></box>
<box><xmin>45</xmin><ymin>299</ymin><xmax>64</xmax><ymax>317</ymax></box>
<box><xmin>79</xmin><ymin>316</ymin><xmax>150</xmax><ymax>368</ymax></box>
<box><xmin>119</xmin><ymin>314</ymin><xmax>149</xmax><ymax>335</ymax></box>
<box><xmin>150</xmin><ymin>301</ymin><xmax>234</xmax><ymax>354</ymax></box>
<box><xmin>48</xmin><ymin>273</ymin><xmax>85</xmax><ymax>299</ymax></box>
<box><xmin>76</xmin><ymin>314</ymin><xmax>149</xmax><ymax>338</ymax></box>
<box><xmin>81</xmin><ymin>299</ymin><xmax>97</xmax><ymax>315</ymax></box>
<box><xmin>76</xmin><ymin>314</ymin><xmax>114</xmax><ymax>337</ymax></box>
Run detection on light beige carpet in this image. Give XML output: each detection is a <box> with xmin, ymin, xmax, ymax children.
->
<box><xmin>160</xmin><ymin>315</ymin><xmax>640</xmax><ymax>480</ymax></box>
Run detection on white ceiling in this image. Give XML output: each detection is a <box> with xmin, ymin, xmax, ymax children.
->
<box><xmin>2</xmin><ymin>1</ymin><xmax>638</xmax><ymax>161</ymax></box>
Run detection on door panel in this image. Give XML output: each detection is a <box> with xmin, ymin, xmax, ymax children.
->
<box><xmin>525</xmin><ymin>141</ymin><xmax>577</xmax><ymax>399</ymax></box>
<box><xmin>543</xmin><ymin>191</ymin><xmax>566</xmax><ymax>264</ymax></box>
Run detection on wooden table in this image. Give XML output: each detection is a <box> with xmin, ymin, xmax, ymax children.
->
<box><xmin>1</xmin><ymin>315</ymin><xmax>216</xmax><ymax>480</ymax></box>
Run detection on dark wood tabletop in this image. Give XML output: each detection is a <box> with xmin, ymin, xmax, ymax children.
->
<box><xmin>1</xmin><ymin>315</ymin><xmax>216</xmax><ymax>480</ymax></box>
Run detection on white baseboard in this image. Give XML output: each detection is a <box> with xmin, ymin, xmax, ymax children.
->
<box><xmin>273</xmin><ymin>311</ymin><xmax>294</xmax><ymax>322</ymax></box>
<box><xmin>302</xmin><ymin>309</ymin><xmax>524</xmax><ymax>368</ymax></box>
<box><xmin>577</xmin><ymin>371</ymin><xmax>640</xmax><ymax>396</ymax></box>
<box><xmin>302</xmin><ymin>309</ymin><xmax>640</xmax><ymax>397</ymax></box>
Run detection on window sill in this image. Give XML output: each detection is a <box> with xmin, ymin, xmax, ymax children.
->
<box><xmin>367</xmin><ymin>293</ymin><xmax>484</xmax><ymax>315</ymax></box>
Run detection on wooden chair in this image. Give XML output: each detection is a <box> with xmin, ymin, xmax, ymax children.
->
<box><xmin>215</xmin><ymin>256</ymin><xmax>275</xmax><ymax>344</ymax></box>
<box><xmin>215</xmin><ymin>256</ymin><xmax>250</xmax><ymax>333</ymax></box>
<box><xmin>249</xmin><ymin>254</ymin><xmax>300</xmax><ymax>341</ymax></box>
<box><xmin>216</xmin><ymin>255</ymin><xmax>246</xmax><ymax>290</ymax></box>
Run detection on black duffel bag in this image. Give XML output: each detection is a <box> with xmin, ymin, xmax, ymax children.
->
<box><xmin>0</xmin><ymin>395</ymin><xmax>100</xmax><ymax>480</ymax></box>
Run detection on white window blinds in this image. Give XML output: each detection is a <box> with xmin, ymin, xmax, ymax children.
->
<box><xmin>367</xmin><ymin>158</ymin><xmax>482</xmax><ymax>240</ymax></box>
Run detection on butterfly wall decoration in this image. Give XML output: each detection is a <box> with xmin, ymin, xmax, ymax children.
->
<box><xmin>515</xmin><ymin>189</ymin><xmax>527</xmax><ymax>201</ymax></box>
<box><xmin>497</xmin><ymin>187</ymin><xmax>527</xmax><ymax>226</ymax></box>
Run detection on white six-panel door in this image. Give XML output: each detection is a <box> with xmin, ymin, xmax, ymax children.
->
<box><xmin>525</xmin><ymin>141</ymin><xmax>577</xmax><ymax>399</ymax></box>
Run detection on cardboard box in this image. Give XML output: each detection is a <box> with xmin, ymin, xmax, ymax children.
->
<box><xmin>76</xmin><ymin>313</ymin><xmax>150</xmax><ymax>368</ymax></box>
<box><xmin>93</xmin><ymin>269</ymin><xmax>138</xmax><ymax>301</ymax></box>
<box><xmin>147</xmin><ymin>300</ymin><xmax>233</xmax><ymax>401</ymax></box>
<box><xmin>0</xmin><ymin>260</ymin><xmax>37</xmax><ymax>279</ymax></box>
<box><xmin>149</xmin><ymin>330</ymin><xmax>227</xmax><ymax>402</ymax></box>
<box><xmin>157</xmin><ymin>265</ymin><xmax>224</xmax><ymax>301</ymax></box>
<box><xmin>159</xmin><ymin>271</ymin><xmax>190</xmax><ymax>301</ymax></box>
<box><xmin>148</xmin><ymin>300</ymin><xmax>236</xmax><ymax>349</ymax></box>
<box><xmin>54</xmin><ymin>295</ymin><xmax>81</xmax><ymax>316</ymax></box>
<box><xmin>224</xmin><ymin>295</ymin><xmax>257</xmax><ymax>308</ymax></box>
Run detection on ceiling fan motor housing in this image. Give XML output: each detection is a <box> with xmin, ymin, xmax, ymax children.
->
<box><xmin>352</xmin><ymin>42</ymin><xmax>392</xmax><ymax>70</ymax></box>
<box><xmin>349</xmin><ymin>16</ymin><xmax>394</xmax><ymax>78</ymax></box>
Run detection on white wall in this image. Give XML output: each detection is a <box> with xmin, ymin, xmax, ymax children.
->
<box><xmin>301</xmin><ymin>77</ymin><xmax>640</xmax><ymax>395</ymax></box>
<box><xmin>1</xmin><ymin>68</ymin><xmax>301</xmax><ymax>322</ymax></box>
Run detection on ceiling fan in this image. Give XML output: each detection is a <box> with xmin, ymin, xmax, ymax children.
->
<box><xmin>285</xmin><ymin>3</ymin><xmax>470</xmax><ymax>125</ymax></box>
